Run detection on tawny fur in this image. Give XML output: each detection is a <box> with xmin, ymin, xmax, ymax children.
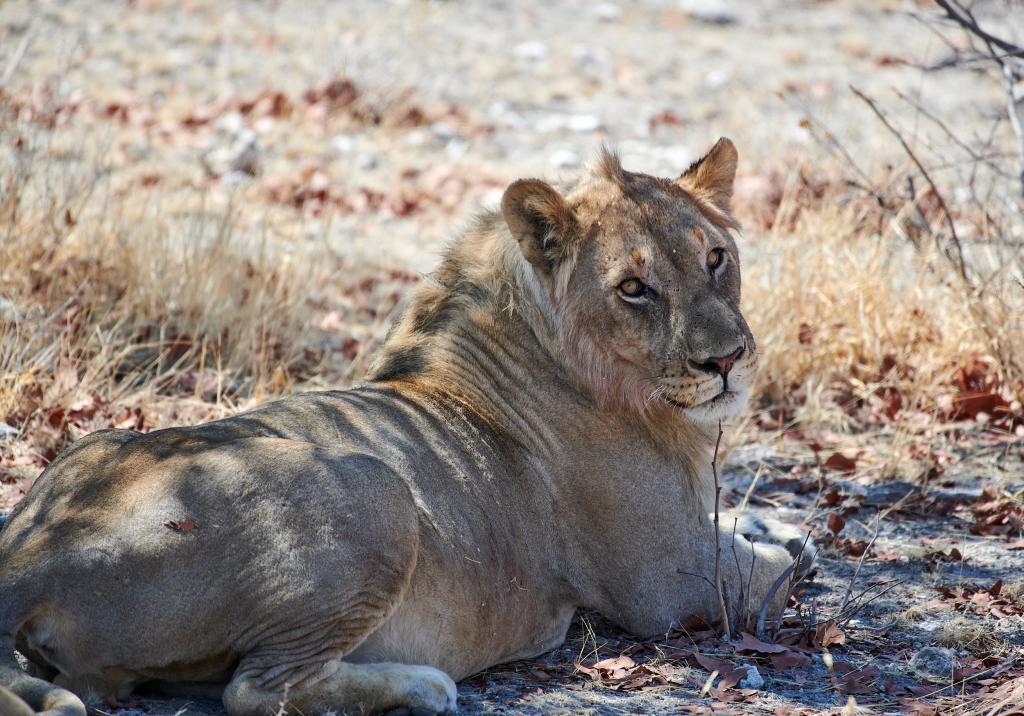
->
<box><xmin>0</xmin><ymin>140</ymin><xmax>803</xmax><ymax>716</ymax></box>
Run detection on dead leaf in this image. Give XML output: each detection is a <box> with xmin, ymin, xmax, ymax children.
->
<box><xmin>734</xmin><ymin>632</ymin><xmax>788</xmax><ymax>654</ymax></box>
<box><xmin>693</xmin><ymin>653</ymin><xmax>745</xmax><ymax>691</ymax></box>
<box><xmin>814</xmin><ymin>620</ymin><xmax>846</xmax><ymax>648</ymax></box>
<box><xmin>827</xmin><ymin>512</ymin><xmax>846</xmax><ymax>535</ymax></box>
<box><xmin>771</xmin><ymin>650</ymin><xmax>811</xmax><ymax>670</ymax></box>
<box><xmin>164</xmin><ymin>519</ymin><xmax>198</xmax><ymax>533</ymax></box>
<box><xmin>824</xmin><ymin>452</ymin><xmax>857</xmax><ymax>473</ymax></box>
<box><xmin>833</xmin><ymin>663</ymin><xmax>880</xmax><ymax>695</ymax></box>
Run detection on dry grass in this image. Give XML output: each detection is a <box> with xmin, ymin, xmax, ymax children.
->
<box><xmin>0</xmin><ymin>120</ymin><xmax>1019</xmax><ymax>471</ymax></box>
<box><xmin>740</xmin><ymin>166</ymin><xmax>1023</xmax><ymax>434</ymax></box>
<box><xmin>1</xmin><ymin>99</ymin><xmax>1022</xmax><ymax>489</ymax></box>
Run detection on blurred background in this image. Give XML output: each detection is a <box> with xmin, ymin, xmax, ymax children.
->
<box><xmin>2</xmin><ymin>1</ymin><xmax>1024</xmax><ymax>712</ymax></box>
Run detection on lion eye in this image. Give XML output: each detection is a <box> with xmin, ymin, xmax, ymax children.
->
<box><xmin>707</xmin><ymin>247</ymin><xmax>726</xmax><ymax>272</ymax></box>
<box><xmin>618</xmin><ymin>278</ymin><xmax>647</xmax><ymax>299</ymax></box>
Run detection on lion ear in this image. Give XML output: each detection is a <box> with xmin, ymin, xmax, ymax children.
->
<box><xmin>676</xmin><ymin>137</ymin><xmax>738</xmax><ymax>214</ymax></box>
<box><xmin>501</xmin><ymin>179</ymin><xmax>576</xmax><ymax>275</ymax></box>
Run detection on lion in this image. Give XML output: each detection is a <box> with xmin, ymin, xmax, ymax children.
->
<box><xmin>0</xmin><ymin>138</ymin><xmax>810</xmax><ymax>716</ymax></box>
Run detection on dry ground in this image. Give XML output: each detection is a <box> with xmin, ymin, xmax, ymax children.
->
<box><xmin>1</xmin><ymin>0</ymin><xmax>1023</xmax><ymax>714</ymax></box>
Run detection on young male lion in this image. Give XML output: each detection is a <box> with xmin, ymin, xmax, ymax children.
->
<box><xmin>0</xmin><ymin>139</ymin><xmax>807</xmax><ymax>716</ymax></box>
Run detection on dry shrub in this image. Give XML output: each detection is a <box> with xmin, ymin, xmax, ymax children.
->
<box><xmin>0</xmin><ymin>121</ymin><xmax>327</xmax><ymax>441</ymax></box>
<box><xmin>740</xmin><ymin>168</ymin><xmax>1023</xmax><ymax>431</ymax></box>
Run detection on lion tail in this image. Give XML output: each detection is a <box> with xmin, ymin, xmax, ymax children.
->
<box><xmin>0</xmin><ymin>637</ymin><xmax>84</xmax><ymax>716</ymax></box>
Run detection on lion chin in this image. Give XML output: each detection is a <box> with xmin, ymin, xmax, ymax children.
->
<box><xmin>672</xmin><ymin>386</ymin><xmax>749</xmax><ymax>424</ymax></box>
<box><xmin>0</xmin><ymin>140</ymin><xmax>812</xmax><ymax>716</ymax></box>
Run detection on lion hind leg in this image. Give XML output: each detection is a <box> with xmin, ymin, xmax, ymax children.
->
<box><xmin>223</xmin><ymin>659</ymin><xmax>457</xmax><ymax>716</ymax></box>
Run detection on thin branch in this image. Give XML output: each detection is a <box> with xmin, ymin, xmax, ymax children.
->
<box><xmin>1000</xmin><ymin>62</ymin><xmax>1024</xmax><ymax>197</ymax></box>
<box><xmin>0</xmin><ymin>27</ymin><xmax>35</xmax><ymax>88</ymax></box>
<box><xmin>851</xmin><ymin>85</ymin><xmax>969</xmax><ymax>283</ymax></box>
<box><xmin>837</xmin><ymin>517</ymin><xmax>880</xmax><ymax>618</ymax></box>
<box><xmin>933</xmin><ymin>0</ymin><xmax>1024</xmax><ymax>59</ymax></box>
<box><xmin>711</xmin><ymin>421</ymin><xmax>731</xmax><ymax>638</ymax></box>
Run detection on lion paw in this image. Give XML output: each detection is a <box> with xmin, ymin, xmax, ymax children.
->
<box><xmin>729</xmin><ymin>513</ymin><xmax>817</xmax><ymax>578</ymax></box>
<box><xmin>392</xmin><ymin>664</ymin><xmax>457</xmax><ymax>715</ymax></box>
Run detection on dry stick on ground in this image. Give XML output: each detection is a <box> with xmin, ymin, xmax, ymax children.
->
<box><xmin>850</xmin><ymin>85</ymin><xmax>969</xmax><ymax>283</ymax></box>
<box><xmin>711</xmin><ymin>421</ymin><xmax>732</xmax><ymax>639</ymax></box>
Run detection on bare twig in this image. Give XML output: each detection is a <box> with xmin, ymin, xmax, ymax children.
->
<box><xmin>930</xmin><ymin>0</ymin><xmax>1024</xmax><ymax>196</ymax></box>
<box><xmin>837</xmin><ymin>517</ymin><xmax>880</xmax><ymax>618</ymax></box>
<box><xmin>711</xmin><ymin>421</ymin><xmax>731</xmax><ymax>638</ymax></box>
<box><xmin>755</xmin><ymin>562</ymin><xmax>794</xmax><ymax>642</ymax></box>
<box><xmin>1000</xmin><ymin>62</ymin><xmax>1024</xmax><ymax>197</ymax></box>
<box><xmin>933</xmin><ymin>0</ymin><xmax>1024</xmax><ymax>59</ymax></box>
<box><xmin>851</xmin><ymin>85</ymin><xmax>969</xmax><ymax>282</ymax></box>
<box><xmin>0</xmin><ymin>27</ymin><xmax>34</xmax><ymax>88</ymax></box>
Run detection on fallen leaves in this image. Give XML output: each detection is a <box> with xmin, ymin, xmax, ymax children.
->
<box><xmin>936</xmin><ymin>580</ymin><xmax>1024</xmax><ymax>618</ymax></box>
<box><xmin>823</xmin><ymin>452</ymin><xmax>858</xmax><ymax>473</ymax></box>
<box><xmin>814</xmin><ymin>620</ymin><xmax>847</xmax><ymax>648</ymax></box>
<box><xmin>574</xmin><ymin>654</ymin><xmax>684</xmax><ymax>691</ymax></box>
<box><xmin>972</xmin><ymin>487</ymin><xmax>1024</xmax><ymax>538</ymax></box>
<box><xmin>163</xmin><ymin>519</ymin><xmax>198</xmax><ymax>533</ymax></box>
<box><xmin>733</xmin><ymin>632</ymin><xmax>788</xmax><ymax>654</ymax></box>
<box><xmin>827</xmin><ymin>512</ymin><xmax>846</xmax><ymax>535</ymax></box>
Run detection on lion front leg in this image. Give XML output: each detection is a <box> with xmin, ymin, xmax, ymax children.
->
<box><xmin>716</xmin><ymin>535</ymin><xmax>795</xmax><ymax>634</ymax></box>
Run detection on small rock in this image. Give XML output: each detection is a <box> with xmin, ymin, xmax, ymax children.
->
<box><xmin>354</xmin><ymin>152</ymin><xmax>378</xmax><ymax>170</ymax></box>
<box><xmin>680</xmin><ymin>0</ymin><xmax>738</xmax><ymax>25</ymax></box>
<box><xmin>704</xmin><ymin>69</ymin><xmax>732</xmax><ymax>90</ymax></box>
<box><xmin>332</xmin><ymin>135</ymin><xmax>356</xmax><ymax>154</ymax></box>
<box><xmin>910</xmin><ymin>646</ymin><xmax>957</xmax><ymax>683</ymax></box>
<box><xmin>593</xmin><ymin>3</ymin><xmax>622</xmax><ymax>21</ymax></box>
<box><xmin>514</xmin><ymin>41</ymin><xmax>548</xmax><ymax>62</ymax></box>
<box><xmin>567</xmin><ymin>114</ymin><xmax>602</xmax><ymax>132</ymax></box>
<box><xmin>862</xmin><ymin>481</ymin><xmax>917</xmax><ymax>507</ymax></box>
<box><xmin>549</xmin><ymin>149</ymin><xmax>581</xmax><ymax>169</ymax></box>
<box><xmin>0</xmin><ymin>422</ymin><xmax>17</xmax><ymax>439</ymax></box>
<box><xmin>738</xmin><ymin>664</ymin><xmax>764</xmax><ymax>690</ymax></box>
<box><xmin>201</xmin><ymin>113</ymin><xmax>259</xmax><ymax>177</ymax></box>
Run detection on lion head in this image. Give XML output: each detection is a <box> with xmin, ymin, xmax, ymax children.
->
<box><xmin>501</xmin><ymin>138</ymin><xmax>755</xmax><ymax>424</ymax></box>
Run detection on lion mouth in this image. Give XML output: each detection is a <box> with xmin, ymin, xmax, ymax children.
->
<box><xmin>661</xmin><ymin>389</ymin><xmax>735</xmax><ymax>412</ymax></box>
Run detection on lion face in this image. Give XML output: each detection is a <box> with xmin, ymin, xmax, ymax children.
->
<box><xmin>502</xmin><ymin>138</ymin><xmax>755</xmax><ymax>423</ymax></box>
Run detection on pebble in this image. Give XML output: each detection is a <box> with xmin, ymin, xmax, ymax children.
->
<box><xmin>680</xmin><ymin>0</ymin><xmax>739</xmax><ymax>25</ymax></box>
<box><xmin>332</xmin><ymin>135</ymin><xmax>356</xmax><ymax>154</ymax></box>
<box><xmin>567</xmin><ymin>114</ymin><xmax>602</xmax><ymax>132</ymax></box>
<box><xmin>910</xmin><ymin>646</ymin><xmax>957</xmax><ymax>682</ymax></box>
<box><xmin>593</xmin><ymin>3</ymin><xmax>622</xmax><ymax>21</ymax></box>
<box><xmin>548</xmin><ymin>149</ymin><xmax>581</xmax><ymax>169</ymax></box>
<box><xmin>513</xmin><ymin>41</ymin><xmax>548</xmax><ymax>62</ymax></box>
<box><xmin>739</xmin><ymin>664</ymin><xmax>764</xmax><ymax>690</ymax></box>
<box><xmin>201</xmin><ymin>112</ymin><xmax>259</xmax><ymax>177</ymax></box>
<box><xmin>355</xmin><ymin>152</ymin><xmax>378</xmax><ymax>170</ymax></box>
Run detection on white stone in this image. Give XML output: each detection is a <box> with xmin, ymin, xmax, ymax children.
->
<box><xmin>594</xmin><ymin>3</ymin><xmax>622</xmax><ymax>21</ymax></box>
<box><xmin>514</xmin><ymin>41</ymin><xmax>549</xmax><ymax>62</ymax></box>
<box><xmin>739</xmin><ymin>664</ymin><xmax>764</xmax><ymax>690</ymax></box>
<box><xmin>549</xmin><ymin>149</ymin><xmax>582</xmax><ymax>169</ymax></box>
<box><xmin>567</xmin><ymin>114</ymin><xmax>602</xmax><ymax>132</ymax></box>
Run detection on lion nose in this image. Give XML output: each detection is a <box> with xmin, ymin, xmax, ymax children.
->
<box><xmin>690</xmin><ymin>346</ymin><xmax>744</xmax><ymax>378</ymax></box>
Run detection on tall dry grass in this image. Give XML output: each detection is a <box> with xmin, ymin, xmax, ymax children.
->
<box><xmin>739</xmin><ymin>165</ymin><xmax>1023</xmax><ymax>436</ymax></box>
<box><xmin>1</xmin><ymin>115</ymin><xmax>1021</xmax><ymax>488</ymax></box>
